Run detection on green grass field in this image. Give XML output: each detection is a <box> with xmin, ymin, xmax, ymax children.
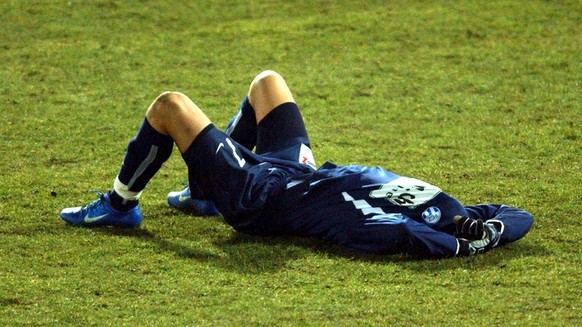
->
<box><xmin>1</xmin><ymin>0</ymin><xmax>580</xmax><ymax>325</ymax></box>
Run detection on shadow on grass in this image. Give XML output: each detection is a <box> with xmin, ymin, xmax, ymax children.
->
<box><xmin>218</xmin><ymin>232</ymin><xmax>546</xmax><ymax>273</ymax></box>
<box><xmin>217</xmin><ymin>231</ymin><xmax>412</xmax><ymax>264</ymax></box>
<box><xmin>95</xmin><ymin>221</ymin><xmax>546</xmax><ymax>276</ymax></box>
<box><xmin>98</xmin><ymin>227</ymin><xmax>223</xmax><ymax>261</ymax></box>
<box><xmin>96</xmin><ymin>226</ymin><xmax>337</xmax><ymax>273</ymax></box>
<box><xmin>97</xmin><ymin>226</ymin><xmax>307</xmax><ymax>274</ymax></box>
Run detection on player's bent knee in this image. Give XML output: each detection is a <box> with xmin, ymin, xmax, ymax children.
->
<box><xmin>249</xmin><ymin>70</ymin><xmax>295</xmax><ymax>122</ymax></box>
<box><xmin>148</xmin><ymin>91</ymin><xmax>191</xmax><ymax>118</ymax></box>
<box><xmin>145</xmin><ymin>92</ymin><xmax>200</xmax><ymax>136</ymax></box>
<box><xmin>156</xmin><ymin>91</ymin><xmax>190</xmax><ymax>109</ymax></box>
<box><xmin>251</xmin><ymin>70</ymin><xmax>284</xmax><ymax>89</ymax></box>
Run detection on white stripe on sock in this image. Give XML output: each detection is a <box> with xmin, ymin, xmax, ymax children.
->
<box><xmin>127</xmin><ymin>145</ymin><xmax>158</xmax><ymax>189</ymax></box>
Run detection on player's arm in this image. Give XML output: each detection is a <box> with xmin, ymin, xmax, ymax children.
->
<box><xmin>463</xmin><ymin>204</ymin><xmax>534</xmax><ymax>245</ymax></box>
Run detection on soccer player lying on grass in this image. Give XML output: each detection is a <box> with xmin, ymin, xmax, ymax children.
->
<box><xmin>60</xmin><ymin>70</ymin><xmax>533</xmax><ymax>258</ymax></box>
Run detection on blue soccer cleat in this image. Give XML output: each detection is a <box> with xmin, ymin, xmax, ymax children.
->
<box><xmin>167</xmin><ymin>186</ymin><xmax>220</xmax><ymax>216</ymax></box>
<box><xmin>60</xmin><ymin>192</ymin><xmax>142</xmax><ymax>228</ymax></box>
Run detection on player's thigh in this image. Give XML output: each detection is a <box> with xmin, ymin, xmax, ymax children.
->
<box><xmin>183</xmin><ymin>126</ymin><xmax>267</xmax><ymax>216</ymax></box>
<box><xmin>255</xmin><ymin>102</ymin><xmax>310</xmax><ymax>155</ymax></box>
<box><xmin>249</xmin><ymin>70</ymin><xmax>295</xmax><ymax>123</ymax></box>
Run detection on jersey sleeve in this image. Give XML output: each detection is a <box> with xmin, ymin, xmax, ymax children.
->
<box><xmin>464</xmin><ymin>204</ymin><xmax>534</xmax><ymax>245</ymax></box>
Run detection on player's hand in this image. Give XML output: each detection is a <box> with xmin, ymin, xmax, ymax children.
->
<box><xmin>454</xmin><ymin>215</ymin><xmax>485</xmax><ymax>240</ymax></box>
<box><xmin>457</xmin><ymin>219</ymin><xmax>505</xmax><ymax>256</ymax></box>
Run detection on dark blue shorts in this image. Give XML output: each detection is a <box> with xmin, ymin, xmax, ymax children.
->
<box><xmin>182</xmin><ymin>103</ymin><xmax>315</xmax><ymax>234</ymax></box>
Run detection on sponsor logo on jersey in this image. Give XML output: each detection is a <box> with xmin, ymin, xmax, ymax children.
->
<box><xmin>369</xmin><ymin>177</ymin><xmax>442</xmax><ymax>208</ymax></box>
<box><xmin>422</xmin><ymin>206</ymin><xmax>441</xmax><ymax>224</ymax></box>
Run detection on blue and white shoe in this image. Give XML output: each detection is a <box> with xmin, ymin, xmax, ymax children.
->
<box><xmin>60</xmin><ymin>192</ymin><xmax>142</xmax><ymax>228</ymax></box>
<box><xmin>167</xmin><ymin>186</ymin><xmax>220</xmax><ymax>216</ymax></box>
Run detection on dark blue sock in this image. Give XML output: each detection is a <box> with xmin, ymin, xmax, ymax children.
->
<box><xmin>112</xmin><ymin>118</ymin><xmax>173</xmax><ymax>210</ymax></box>
<box><xmin>224</xmin><ymin>96</ymin><xmax>257</xmax><ymax>150</ymax></box>
<box><xmin>109</xmin><ymin>191</ymin><xmax>138</xmax><ymax>211</ymax></box>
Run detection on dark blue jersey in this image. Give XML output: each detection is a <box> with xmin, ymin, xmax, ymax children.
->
<box><xmin>267</xmin><ymin>161</ymin><xmax>460</xmax><ymax>225</ymax></box>
<box><xmin>262</xmin><ymin>162</ymin><xmax>467</xmax><ymax>256</ymax></box>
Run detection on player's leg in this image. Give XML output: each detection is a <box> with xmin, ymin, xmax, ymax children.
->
<box><xmin>60</xmin><ymin>91</ymin><xmax>211</xmax><ymax>227</ymax></box>
<box><xmin>180</xmin><ymin>121</ymin><xmax>292</xmax><ymax>235</ymax></box>
<box><xmin>248</xmin><ymin>70</ymin><xmax>295</xmax><ymax>124</ymax></box>
<box><xmin>221</xmin><ymin>69</ymin><xmax>297</xmax><ymax>150</ymax></box>
<box><xmin>168</xmin><ymin>70</ymin><xmax>314</xmax><ymax>215</ymax></box>
<box><xmin>224</xmin><ymin>96</ymin><xmax>257</xmax><ymax>151</ymax></box>
<box><xmin>226</xmin><ymin>69</ymin><xmax>302</xmax><ymax>152</ymax></box>
<box><xmin>167</xmin><ymin>72</ymin><xmax>269</xmax><ymax>214</ymax></box>
<box><xmin>168</xmin><ymin>91</ymin><xmax>259</xmax><ymax>215</ymax></box>
<box><xmin>249</xmin><ymin>71</ymin><xmax>315</xmax><ymax>168</ymax></box>
<box><xmin>144</xmin><ymin>91</ymin><xmax>211</xmax><ymax>152</ymax></box>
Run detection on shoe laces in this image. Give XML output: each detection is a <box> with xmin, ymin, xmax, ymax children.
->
<box><xmin>85</xmin><ymin>191</ymin><xmax>106</xmax><ymax>210</ymax></box>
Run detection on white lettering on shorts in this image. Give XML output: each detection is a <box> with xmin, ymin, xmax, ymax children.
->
<box><xmin>216</xmin><ymin>138</ymin><xmax>246</xmax><ymax>168</ymax></box>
